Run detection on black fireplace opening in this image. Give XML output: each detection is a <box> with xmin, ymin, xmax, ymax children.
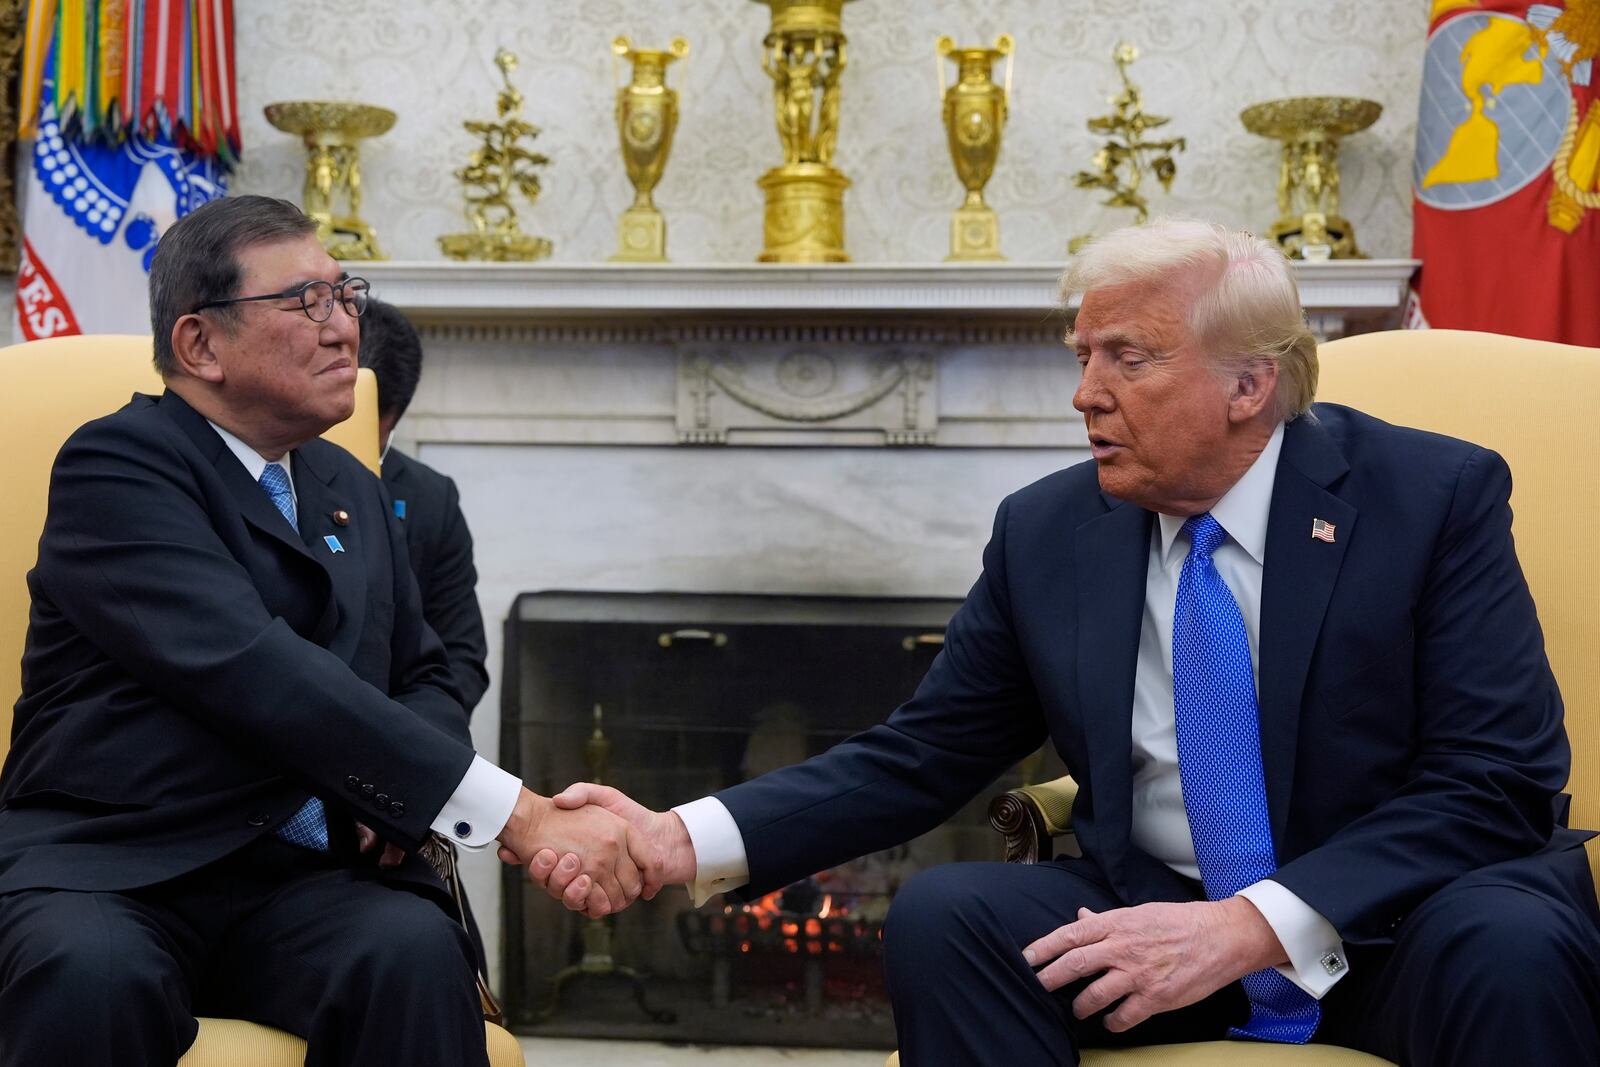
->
<box><xmin>499</xmin><ymin>590</ymin><xmax>1064</xmax><ymax>1048</ymax></box>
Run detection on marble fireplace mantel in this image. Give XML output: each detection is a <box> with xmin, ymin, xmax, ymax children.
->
<box><xmin>365</xmin><ymin>259</ymin><xmax>1418</xmax><ymax>453</ymax></box>
<box><xmin>355</xmin><ymin>259</ymin><xmax>1417</xmax><ymax>327</ymax></box>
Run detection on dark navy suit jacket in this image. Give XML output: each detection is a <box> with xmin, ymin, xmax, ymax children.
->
<box><xmin>0</xmin><ymin>390</ymin><xmax>475</xmax><ymax>897</ymax></box>
<box><xmin>717</xmin><ymin>403</ymin><xmax>1584</xmax><ymax>945</ymax></box>
<box><xmin>382</xmin><ymin>448</ymin><xmax>489</xmax><ymax>718</ymax></box>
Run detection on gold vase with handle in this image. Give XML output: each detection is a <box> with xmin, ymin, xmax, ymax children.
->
<box><xmin>937</xmin><ymin>34</ymin><xmax>1012</xmax><ymax>261</ymax></box>
<box><xmin>610</xmin><ymin>36</ymin><xmax>689</xmax><ymax>263</ymax></box>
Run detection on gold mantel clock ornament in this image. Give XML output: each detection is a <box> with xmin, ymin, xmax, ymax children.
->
<box><xmin>752</xmin><ymin>0</ymin><xmax>856</xmax><ymax>263</ymax></box>
<box><xmin>937</xmin><ymin>34</ymin><xmax>1014</xmax><ymax>261</ymax></box>
<box><xmin>610</xmin><ymin>36</ymin><xmax>689</xmax><ymax>263</ymax></box>
<box><xmin>264</xmin><ymin>101</ymin><xmax>396</xmax><ymax>261</ymax></box>
<box><xmin>1240</xmin><ymin>95</ymin><xmax>1381</xmax><ymax>260</ymax></box>
<box><xmin>1068</xmin><ymin>43</ymin><xmax>1185</xmax><ymax>254</ymax></box>
<box><xmin>438</xmin><ymin>49</ymin><xmax>552</xmax><ymax>262</ymax></box>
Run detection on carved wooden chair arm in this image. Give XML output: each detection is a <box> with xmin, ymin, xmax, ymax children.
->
<box><xmin>419</xmin><ymin>832</ymin><xmax>504</xmax><ymax>1026</ymax></box>
<box><xmin>986</xmin><ymin>774</ymin><xmax>1080</xmax><ymax>865</ymax></box>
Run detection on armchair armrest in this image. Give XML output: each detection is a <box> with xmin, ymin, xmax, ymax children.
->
<box><xmin>987</xmin><ymin>775</ymin><xmax>1079</xmax><ymax>864</ymax></box>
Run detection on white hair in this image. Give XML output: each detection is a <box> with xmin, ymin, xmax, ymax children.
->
<box><xmin>1062</xmin><ymin>217</ymin><xmax>1318</xmax><ymax>422</ymax></box>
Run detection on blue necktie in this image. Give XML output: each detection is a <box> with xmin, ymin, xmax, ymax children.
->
<box><xmin>1173</xmin><ymin>513</ymin><xmax>1318</xmax><ymax>1043</ymax></box>
<box><xmin>257</xmin><ymin>464</ymin><xmax>330</xmax><ymax>853</ymax></box>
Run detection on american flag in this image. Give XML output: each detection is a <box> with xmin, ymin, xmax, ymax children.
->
<box><xmin>1311</xmin><ymin>518</ymin><xmax>1336</xmax><ymax>544</ymax></box>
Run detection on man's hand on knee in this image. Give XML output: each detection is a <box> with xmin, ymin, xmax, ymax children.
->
<box><xmin>1021</xmin><ymin>897</ymin><xmax>1287</xmax><ymax>1033</ymax></box>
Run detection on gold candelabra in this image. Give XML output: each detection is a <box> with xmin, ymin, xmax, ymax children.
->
<box><xmin>1069</xmin><ymin>43</ymin><xmax>1185</xmax><ymax>253</ymax></box>
<box><xmin>1240</xmin><ymin>96</ymin><xmax>1381</xmax><ymax>260</ymax></box>
<box><xmin>264</xmin><ymin>100</ymin><xmax>395</xmax><ymax>261</ymax></box>
<box><xmin>438</xmin><ymin>49</ymin><xmax>552</xmax><ymax>262</ymax></box>
<box><xmin>937</xmin><ymin>34</ymin><xmax>1013</xmax><ymax>262</ymax></box>
<box><xmin>752</xmin><ymin>0</ymin><xmax>856</xmax><ymax>263</ymax></box>
<box><xmin>610</xmin><ymin>36</ymin><xmax>689</xmax><ymax>262</ymax></box>
<box><xmin>539</xmin><ymin>705</ymin><xmax>675</xmax><ymax>1025</ymax></box>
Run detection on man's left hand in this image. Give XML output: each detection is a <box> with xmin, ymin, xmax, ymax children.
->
<box><xmin>355</xmin><ymin>822</ymin><xmax>407</xmax><ymax>869</ymax></box>
<box><xmin>1021</xmin><ymin>897</ymin><xmax>1286</xmax><ymax>1033</ymax></box>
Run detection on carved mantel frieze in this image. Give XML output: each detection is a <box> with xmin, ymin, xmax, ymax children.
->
<box><xmin>679</xmin><ymin>346</ymin><xmax>936</xmax><ymax>446</ymax></box>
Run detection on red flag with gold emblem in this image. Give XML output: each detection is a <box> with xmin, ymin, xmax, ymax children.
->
<box><xmin>1410</xmin><ymin>0</ymin><xmax>1600</xmax><ymax>345</ymax></box>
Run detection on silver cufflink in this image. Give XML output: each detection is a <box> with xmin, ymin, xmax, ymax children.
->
<box><xmin>1320</xmin><ymin>951</ymin><xmax>1346</xmax><ymax>975</ymax></box>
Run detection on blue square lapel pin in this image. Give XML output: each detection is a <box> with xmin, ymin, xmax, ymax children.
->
<box><xmin>325</xmin><ymin>508</ymin><xmax>351</xmax><ymax>554</ymax></box>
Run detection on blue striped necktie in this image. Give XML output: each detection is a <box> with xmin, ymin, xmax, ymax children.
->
<box><xmin>1173</xmin><ymin>513</ymin><xmax>1318</xmax><ymax>1043</ymax></box>
<box><xmin>256</xmin><ymin>464</ymin><xmax>330</xmax><ymax>853</ymax></box>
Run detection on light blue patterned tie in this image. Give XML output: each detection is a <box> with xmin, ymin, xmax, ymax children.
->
<box><xmin>257</xmin><ymin>464</ymin><xmax>330</xmax><ymax>853</ymax></box>
<box><xmin>1173</xmin><ymin>513</ymin><xmax>1318</xmax><ymax>1043</ymax></box>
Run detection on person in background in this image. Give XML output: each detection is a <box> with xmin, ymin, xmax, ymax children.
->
<box><xmin>359</xmin><ymin>296</ymin><xmax>494</xmax><ymax>978</ymax></box>
<box><xmin>359</xmin><ymin>298</ymin><xmax>490</xmax><ymax>718</ymax></box>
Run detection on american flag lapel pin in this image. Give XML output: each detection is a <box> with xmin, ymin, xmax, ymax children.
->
<box><xmin>1311</xmin><ymin>518</ymin><xmax>1336</xmax><ymax>543</ymax></box>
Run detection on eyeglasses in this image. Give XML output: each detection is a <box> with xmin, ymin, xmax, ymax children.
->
<box><xmin>192</xmin><ymin>277</ymin><xmax>370</xmax><ymax>323</ymax></box>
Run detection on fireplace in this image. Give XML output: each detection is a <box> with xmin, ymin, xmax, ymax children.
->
<box><xmin>374</xmin><ymin>261</ymin><xmax>1413</xmax><ymax>1047</ymax></box>
<box><xmin>498</xmin><ymin>590</ymin><xmax>1066</xmax><ymax>1047</ymax></box>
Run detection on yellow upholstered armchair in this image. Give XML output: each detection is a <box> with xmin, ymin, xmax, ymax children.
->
<box><xmin>0</xmin><ymin>335</ymin><xmax>523</xmax><ymax>1067</ymax></box>
<box><xmin>898</xmin><ymin>329</ymin><xmax>1600</xmax><ymax>1067</ymax></box>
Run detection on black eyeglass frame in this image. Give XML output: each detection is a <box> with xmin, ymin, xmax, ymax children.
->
<box><xmin>191</xmin><ymin>277</ymin><xmax>370</xmax><ymax>323</ymax></box>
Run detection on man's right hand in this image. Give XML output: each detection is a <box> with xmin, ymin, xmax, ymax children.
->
<box><xmin>495</xmin><ymin>787</ymin><xmax>652</xmax><ymax>917</ymax></box>
<box><xmin>528</xmin><ymin>783</ymin><xmax>697</xmax><ymax>911</ymax></box>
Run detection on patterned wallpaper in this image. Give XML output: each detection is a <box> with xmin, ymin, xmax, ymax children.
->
<box><xmin>230</xmin><ymin>0</ymin><xmax>1429</xmax><ymax>264</ymax></box>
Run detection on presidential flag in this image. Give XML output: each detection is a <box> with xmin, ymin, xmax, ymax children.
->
<box><xmin>1409</xmin><ymin>0</ymin><xmax>1600</xmax><ymax>345</ymax></box>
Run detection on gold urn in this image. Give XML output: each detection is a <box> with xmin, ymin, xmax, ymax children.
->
<box><xmin>938</xmin><ymin>34</ymin><xmax>1013</xmax><ymax>261</ymax></box>
<box><xmin>611</xmin><ymin>36</ymin><xmax>689</xmax><ymax>262</ymax></box>
<box><xmin>752</xmin><ymin>0</ymin><xmax>856</xmax><ymax>263</ymax></box>
<box><xmin>1240</xmin><ymin>95</ymin><xmax>1381</xmax><ymax>260</ymax></box>
<box><xmin>264</xmin><ymin>100</ymin><xmax>396</xmax><ymax>261</ymax></box>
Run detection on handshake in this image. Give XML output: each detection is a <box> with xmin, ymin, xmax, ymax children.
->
<box><xmin>494</xmin><ymin>783</ymin><xmax>696</xmax><ymax>917</ymax></box>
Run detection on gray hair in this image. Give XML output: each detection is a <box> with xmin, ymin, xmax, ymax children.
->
<box><xmin>148</xmin><ymin>195</ymin><xmax>318</xmax><ymax>376</ymax></box>
<box><xmin>1062</xmin><ymin>217</ymin><xmax>1318</xmax><ymax>422</ymax></box>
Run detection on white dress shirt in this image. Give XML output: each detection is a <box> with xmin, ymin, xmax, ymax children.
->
<box><xmin>209</xmin><ymin>421</ymin><xmax>519</xmax><ymax>850</ymax></box>
<box><xmin>675</xmin><ymin>421</ymin><xmax>1349</xmax><ymax>998</ymax></box>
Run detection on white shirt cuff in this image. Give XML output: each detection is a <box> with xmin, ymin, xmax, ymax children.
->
<box><xmin>672</xmin><ymin>796</ymin><xmax>750</xmax><ymax>906</ymax></box>
<box><xmin>429</xmin><ymin>755</ymin><xmax>521</xmax><ymax>851</ymax></box>
<box><xmin>1236</xmin><ymin>879</ymin><xmax>1350</xmax><ymax>998</ymax></box>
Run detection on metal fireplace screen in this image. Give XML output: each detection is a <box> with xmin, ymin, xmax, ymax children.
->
<box><xmin>499</xmin><ymin>591</ymin><xmax>1062</xmax><ymax>1048</ymax></box>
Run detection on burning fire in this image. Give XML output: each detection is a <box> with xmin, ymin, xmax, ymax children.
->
<box><xmin>712</xmin><ymin>887</ymin><xmax>873</xmax><ymax>957</ymax></box>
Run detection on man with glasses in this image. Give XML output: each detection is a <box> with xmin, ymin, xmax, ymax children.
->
<box><xmin>0</xmin><ymin>196</ymin><xmax>654</xmax><ymax>1067</ymax></box>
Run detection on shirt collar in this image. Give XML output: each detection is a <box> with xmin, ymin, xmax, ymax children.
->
<box><xmin>1155</xmin><ymin>421</ymin><xmax>1284</xmax><ymax>568</ymax></box>
<box><xmin>207</xmin><ymin>419</ymin><xmax>293</xmax><ymax>494</ymax></box>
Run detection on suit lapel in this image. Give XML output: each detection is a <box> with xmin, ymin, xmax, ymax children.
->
<box><xmin>292</xmin><ymin>442</ymin><xmax>365</xmax><ymax>649</ymax></box>
<box><xmin>1074</xmin><ymin>495</ymin><xmax>1152</xmax><ymax>899</ymax></box>
<box><xmin>159</xmin><ymin>390</ymin><xmax>321</xmax><ymax>565</ymax></box>
<box><xmin>1258</xmin><ymin>416</ymin><xmax>1354</xmax><ymax>848</ymax></box>
<box><xmin>157</xmin><ymin>392</ymin><xmax>355</xmax><ymax>647</ymax></box>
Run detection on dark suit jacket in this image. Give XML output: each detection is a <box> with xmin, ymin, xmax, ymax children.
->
<box><xmin>717</xmin><ymin>403</ymin><xmax>1585</xmax><ymax>946</ymax></box>
<box><xmin>0</xmin><ymin>390</ymin><xmax>476</xmax><ymax>897</ymax></box>
<box><xmin>382</xmin><ymin>448</ymin><xmax>489</xmax><ymax>717</ymax></box>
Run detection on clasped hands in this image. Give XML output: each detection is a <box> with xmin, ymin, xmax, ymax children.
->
<box><xmin>495</xmin><ymin>783</ymin><xmax>695</xmax><ymax>918</ymax></box>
